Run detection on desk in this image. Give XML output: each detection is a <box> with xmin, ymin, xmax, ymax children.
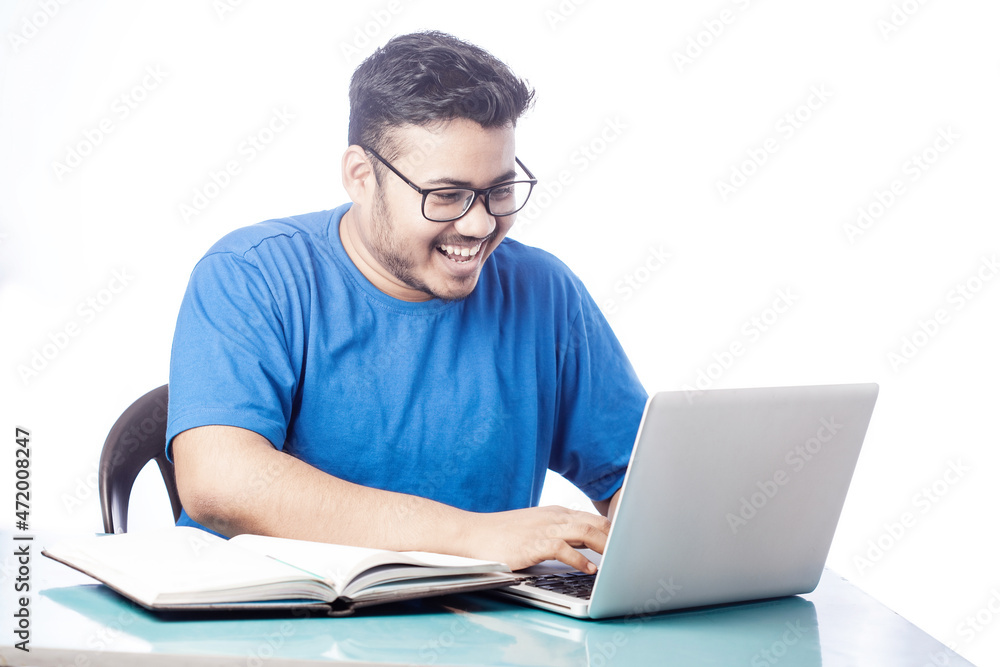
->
<box><xmin>1</xmin><ymin>533</ymin><xmax>973</xmax><ymax>667</ymax></box>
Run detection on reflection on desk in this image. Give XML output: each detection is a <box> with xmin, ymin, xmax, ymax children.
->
<box><xmin>0</xmin><ymin>533</ymin><xmax>975</xmax><ymax>667</ymax></box>
<box><xmin>38</xmin><ymin>584</ymin><xmax>822</xmax><ymax>665</ymax></box>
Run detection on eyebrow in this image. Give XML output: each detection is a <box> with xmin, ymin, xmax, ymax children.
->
<box><xmin>424</xmin><ymin>168</ymin><xmax>518</xmax><ymax>189</ymax></box>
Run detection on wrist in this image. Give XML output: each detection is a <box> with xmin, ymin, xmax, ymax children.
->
<box><xmin>441</xmin><ymin>505</ymin><xmax>478</xmax><ymax>559</ymax></box>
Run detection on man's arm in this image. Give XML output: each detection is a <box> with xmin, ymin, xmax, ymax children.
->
<box><xmin>593</xmin><ymin>487</ymin><xmax>622</xmax><ymax>521</ymax></box>
<box><xmin>174</xmin><ymin>425</ymin><xmax>607</xmax><ymax>573</ymax></box>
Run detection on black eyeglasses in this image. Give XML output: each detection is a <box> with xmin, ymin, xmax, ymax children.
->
<box><xmin>361</xmin><ymin>145</ymin><xmax>537</xmax><ymax>223</ymax></box>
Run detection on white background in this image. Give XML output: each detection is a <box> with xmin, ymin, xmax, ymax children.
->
<box><xmin>1</xmin><ymin>1</ymin><xmax>998</xmax><ymax>664</ymax></box>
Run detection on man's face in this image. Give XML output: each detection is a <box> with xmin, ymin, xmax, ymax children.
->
<box><xmin>347</xmin><ymin>119</ymin><xmax>519</xmax><ymax>302</ymax></box>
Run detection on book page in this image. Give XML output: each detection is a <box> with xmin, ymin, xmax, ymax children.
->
<box><xmin>230</xmin><ymin>534</ymin><xmax>402</xmax><ymax>591</ymax></box>
<box><xmin>230</xmin><ymin>534</ymin><xmax>509</xmax><ymax>595</ymax></box>
<box><xmin>44</xmin><ymin>527</ymin><xmax>334</xmax><ymax>606</ymax></box>
<box><xmin>341</xmin><ymin>565</ymin><xmax>513</xmax><ymax>599</ymax></box>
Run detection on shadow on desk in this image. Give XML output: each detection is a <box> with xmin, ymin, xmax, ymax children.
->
<box><xmin>42</xmin><ymin>584</ymin><xmax>822</xmax><ymax>666</ymax></box>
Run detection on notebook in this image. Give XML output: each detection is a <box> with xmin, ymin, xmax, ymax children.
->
<box><xmin>494</xmin><ymin>383</ymin><xmax>879</xmax><ymax>619</ymax></box>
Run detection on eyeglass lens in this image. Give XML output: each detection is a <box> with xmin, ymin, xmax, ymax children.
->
<box><xmin>424</xmin><ymin>181</ymin><xmax>533</xmax><ymax>222</ymax></box>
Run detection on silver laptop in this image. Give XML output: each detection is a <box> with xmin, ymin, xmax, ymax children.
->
<box><xmin>494</xmin><ymin>383</ymin><xmax>879</xmax><ymax>619</ymax></box>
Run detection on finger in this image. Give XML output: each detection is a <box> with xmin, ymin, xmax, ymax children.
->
<box><xmin>558</xmin><ymin>518</ymin><xmax>610</xmax><ymax>553</ymax></box>
<box><xmin>551</xmin><ymin>541</ymin><xmax>598</xmax><ymax>574</ymax></box>
<box><xmin>574</xmin><ymin>511</ymin><xmax>612</xmax><ymax>536</ymax></box>
<box><xmin>542</xmin><ymin>507</ymin><xmax>611</xmax><ymax>537</ymax></box>
<box><xmin>536</xmin><ymin>523</ymin><xmax>608</xmax><ymax>573</ymax></box>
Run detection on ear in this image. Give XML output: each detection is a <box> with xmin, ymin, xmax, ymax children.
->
<box><xmin>342</xmin><ymin>145</ymin><xmax>375</xmax><ymax>204</ymax></box>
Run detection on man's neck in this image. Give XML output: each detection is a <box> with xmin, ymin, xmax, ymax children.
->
<box><xmin>338</xmin><ymin>205</ymin><xmax>432</xmax><ymax>303</ymax></box>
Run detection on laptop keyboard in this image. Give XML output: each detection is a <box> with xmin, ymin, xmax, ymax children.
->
<box><xmin>523</xmin><ymin>572</ymin><xmax>596</xmax><ymax>600</ymax></box>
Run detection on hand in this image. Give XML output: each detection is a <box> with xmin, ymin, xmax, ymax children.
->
<box><xmin>458</xmin><ymin>505</ymin><xmax>611</xmax><ymax>572</ymax></box>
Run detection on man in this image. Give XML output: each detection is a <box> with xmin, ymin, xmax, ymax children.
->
<box><xmin>168</xmin><ymin>31</ymin><xmax>646</xmax><ymax>574</ymax></box>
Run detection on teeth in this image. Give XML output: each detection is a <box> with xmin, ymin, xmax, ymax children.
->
<box><xmin>438</xmin><ymin>242</ymin><xmax>483</xmax><ymax>260</ymax></box>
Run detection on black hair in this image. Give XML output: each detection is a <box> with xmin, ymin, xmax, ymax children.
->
<box><xmin>348</xmin><ymin>31</ymin><xmax>534</xmax><ymax>158</ymax></box>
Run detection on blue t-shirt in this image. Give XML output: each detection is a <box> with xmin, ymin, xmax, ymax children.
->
<box><xmin>167</xmin><ymin>204</ymin><xmax>646</xmax><ymax>528</ymax></box>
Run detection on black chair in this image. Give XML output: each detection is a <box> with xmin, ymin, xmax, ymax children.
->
<box><xmin>99</xmin><ymin>384</ymin><xmax>183</xmax><ymax>533</ymax></box>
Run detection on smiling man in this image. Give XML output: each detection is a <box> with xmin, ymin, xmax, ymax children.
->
<box><xmin>339</xmin><ymin>118</ymin><xmax>519</xmax><ymax>302</ymax></box>
<box><xmin>167</xmin><ymin>32</ymin><xmax>647</xmax><ymax>573</ymax></box>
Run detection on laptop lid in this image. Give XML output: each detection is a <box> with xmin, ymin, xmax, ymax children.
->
<box><xmin>499</xmin><ymin>383</ymin><xmax>879</xmax><ymax>619</ymax></box>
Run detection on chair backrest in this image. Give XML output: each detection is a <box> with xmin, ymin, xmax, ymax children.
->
<box><xmin>99</xmin><ymin>384</ymin><xmax>183</xmax><ymax>533</ymax></box>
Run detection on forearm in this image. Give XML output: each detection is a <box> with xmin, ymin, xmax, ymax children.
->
<box><xmin>173</xmin><ymin>425</ymin><xmax>466</xmax><ymax>554</ymax></box>
<box><xmin>593</xmin><ymin>487</ymin><xmax>622</xmax><ymax>520</ymax></box>
<box><xmin>175</xmin><ymin>425</ymin><xmax>613</xmax><ymax>571</ymax></box>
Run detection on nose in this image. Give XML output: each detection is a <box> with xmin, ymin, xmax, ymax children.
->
<box><xmin>453</xmin><ymin>194</ymin><xmax>496</xmax><ymax>239</ymax></box>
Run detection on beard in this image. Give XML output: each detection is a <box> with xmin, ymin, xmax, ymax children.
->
<box><xmin>368</xmin><ymin>189</ymin><xmax>473</xmax><ymax>302</ymax></box>
<box><xmin>366</xmin><ymin>186</ymin><xmax>501</xmax><ymax>302</ymax></box>
<box><xmin>368</xmin><ymin>188</ymin><xmax>429</xmax><ymax>295</ymax></box>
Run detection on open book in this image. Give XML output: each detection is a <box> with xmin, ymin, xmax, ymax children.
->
<box><xmin>43</xmin><ymin>526</ymin><xmax>517</xmax><ymax>616</ymax></box>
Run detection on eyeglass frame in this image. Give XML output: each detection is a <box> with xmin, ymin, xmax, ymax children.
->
<box><xmin>359</xmin><ymin>144</ymin><xmax>538</xmax><ymax>223</ymax></box>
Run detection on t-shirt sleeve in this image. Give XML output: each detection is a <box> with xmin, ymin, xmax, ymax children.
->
<box><xmin>166</xmin><ymin>250</ymin><xmax>298</xmax><ymax>458</ymax></box>
<box><xmin>549</xmin><ymin>281</ymin><xmax>648</xmax><ymax>502</ymax></box>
